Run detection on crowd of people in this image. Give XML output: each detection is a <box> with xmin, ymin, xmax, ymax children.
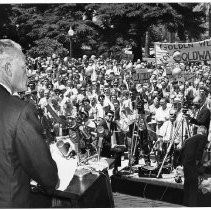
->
<box><xmin>1</xmin><ymin>38</ymin><xmax>211</xmax><ymax>207</ymax></box>
<box><xmin>16</xmin><ymin>54</ymin><xmax>211</xmax><ymax>173</ymax></box>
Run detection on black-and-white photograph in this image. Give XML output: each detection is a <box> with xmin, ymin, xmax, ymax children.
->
<box><xmin>0</xmin><ymin>1</ymin><xmax>211</xmax><ymax>208</ymax></box>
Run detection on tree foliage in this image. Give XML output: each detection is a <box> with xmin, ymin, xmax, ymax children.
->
<box><xmin>27</xmin><ymin>37</ymin><xmax>69</xmax><ymax>57</ymax></box>
<box><xmin>0</xmin><ymin>3</ymin><xmax>207</xmax><ymax>60</ymax></box>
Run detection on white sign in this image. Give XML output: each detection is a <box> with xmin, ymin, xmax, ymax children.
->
<box><xmin>155</xmin><ymin>39</ymin><xmax>211</xmax><ymax>64</ymax></box>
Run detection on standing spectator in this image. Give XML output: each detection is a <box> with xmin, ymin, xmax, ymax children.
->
<box><xmin>182</xmin><ymin>126</ymin><xmax>208</xmax><ymax>206</ymax></box>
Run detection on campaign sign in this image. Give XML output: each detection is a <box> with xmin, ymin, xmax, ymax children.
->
<box><xmin>155</xmin><ymin>39</ymin><xmax>211</xmax><ymax>64</ymax></box>
<box><xmin>132</xmin><ymin>69</ymin><xmax>151</xmax><ymax>84</ymax></box>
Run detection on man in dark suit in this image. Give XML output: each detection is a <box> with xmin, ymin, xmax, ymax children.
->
<box><xmin>182</xmin><ymin>126</ymin><xmax>208</xmax><ymax>206</ymax></box>
<box><xmin>99</xmin><ymin>110</ymin><xmax>124</xmax><ymax>175</ymax></box>
<box><xmin>186</xmin><ymin>95</ymin><xmax>210</xmax><ymax>135</ymax></box>
<box><xmin>0</xmin><ymin>39</ymin><xmax>58</xmax><ymax>208</ymax></box>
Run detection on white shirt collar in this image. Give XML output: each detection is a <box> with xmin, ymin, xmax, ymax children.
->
<box><xmin>0</xmin><ymin>83</ymin><xmax>12</xmax><ymax>95</ymax></box>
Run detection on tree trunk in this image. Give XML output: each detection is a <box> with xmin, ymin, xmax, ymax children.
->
<box><xmin>209</xmin><ymin>5</ymin><xmax>211</xmax><ymax>38</ymax></box>
<box><xmin>132</xmin><ymin>41</ymin><xmax>142</xmax><ymax>62</ymax></box>
<box><xmin>144</xmin><ymin>30</ymin><xmax>150</xmax><ymax>58</ymax></box>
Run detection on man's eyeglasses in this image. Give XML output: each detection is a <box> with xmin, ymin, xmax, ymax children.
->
<box><xmin>107</xmin><ymin>114</ymin><xmax>114</xmax><ymax>118</ymax></box>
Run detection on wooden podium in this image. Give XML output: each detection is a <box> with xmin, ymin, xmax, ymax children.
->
<box><xmin>30</xmin><ymin>159</ymin><xmax>115</xmax><ymax>208</ymax></box>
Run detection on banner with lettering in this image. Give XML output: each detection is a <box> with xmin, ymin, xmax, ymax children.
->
<box><xmin>155</xmin><ymin>39</ymin><xmax>211</xmax><ymax>64</ymax></box>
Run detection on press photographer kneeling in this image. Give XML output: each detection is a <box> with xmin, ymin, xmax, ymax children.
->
<box><xmin>98</xmin><ymin>110</ymin><xmax>125</xmax><ymax>175</ymax></box>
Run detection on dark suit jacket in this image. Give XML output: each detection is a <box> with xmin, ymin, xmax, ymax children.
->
<box><xmin>190</xmin><ymin>105</ymin><xmax>210</xmax><ymax>134</ymax></box>
<box><xmin>181</xmin><ymin>134</ymin><xmax>207</xmax><ymax>206</ymax></box>
<box><xmin>100</xmin><ymin>120</ymin><xmax>118</xmax><ymax>157</ymax></box>
<box><xmin>0</xmin><ymin>85</ymin><xmax>58</xmax><ymax>208</ymax></box>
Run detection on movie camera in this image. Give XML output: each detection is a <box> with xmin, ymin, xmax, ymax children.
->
<box><xmin>181</xmin><ymin>96</ymin><xmax>193</xmax><ymax>114</ymax></box>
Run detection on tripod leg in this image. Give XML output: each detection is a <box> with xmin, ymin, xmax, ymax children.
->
<box><xmin>132</xmin><ymin>134</ymin><xmax>138</xmax><ymax>157</ymax></box>
<box><xmin>157</xmin><ymin>119</ymin><xmax>182</xmax><ymax>178</ymax></box>
<box><xmin>157</xmin><ymin>145</ymin><xmax>170</xmax><ymax>178</ymax></box>
<box><xmin>129</xmin><ymin>122</ymin><xmax>136</xmax><ymax>172</ymax></box>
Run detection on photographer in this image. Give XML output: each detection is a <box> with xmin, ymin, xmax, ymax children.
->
<box><xmin>185</xmin><ymin>95</ymin><xmax>210</xmax><ymax>135</ymax></box>
<box><xmin>127</xmin><ymin>93</ymin><xmax>151</xmax><ymax>166</ymax></box>
<box><xmin>100</xmin><ymin>110</ymin><xmax>124</xmax><ymax>175</ymax></box>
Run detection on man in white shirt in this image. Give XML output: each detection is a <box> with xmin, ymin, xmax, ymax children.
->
<box><xmin>157</xmin><ymin>109</ymin><xmax>181</xmax><ymax>167</ymax></box>
<box><xmin>155</xmin><ymin>97</ymin><xmax>170</xmax><ymax>127</ymax></box>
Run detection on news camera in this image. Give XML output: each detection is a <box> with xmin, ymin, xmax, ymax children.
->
<box><xmin>181</xmin><ymin>96</ymin><xmax>193</xmax><ymax>114</ymax></box>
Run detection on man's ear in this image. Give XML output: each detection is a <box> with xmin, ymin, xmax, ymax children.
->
<box><xmin>5</xmin><ymin>62</ymin><xmax>12</xmax><ymax>77</ymax></box>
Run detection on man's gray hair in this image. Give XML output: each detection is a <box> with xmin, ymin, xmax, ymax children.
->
<box><xmin>0</xmin><ymin>39</ymin><xmax>22</xmax><ymax>63</ymax></box>
<box><xmin>0</xmin><ymin>39</ymin><xmax>21</xmax><ymax>52</ymax></box>
<box><xmin>0</xmin><ymin>39</ymin><xmax>23</xmax><ymax>87</ymax></box>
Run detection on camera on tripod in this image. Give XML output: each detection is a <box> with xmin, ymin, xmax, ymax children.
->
<box><xmin>181</xmin><ymin>97</ymin><xmax>193</xmax><ymax>114</ymax></box>
<box><xmin>181</xmin><ymin>103</ymin><xmax>189</xmax><ymax>114</ymax></box>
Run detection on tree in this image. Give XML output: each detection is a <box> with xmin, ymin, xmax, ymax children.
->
<box><xmin>0</xmin><ymin>4</ymin><xmax>16</xmax><ymax>39</ymax></box>
<box><xmin>170</xmin><ymin>3</ymin><xmax>206</xmax><ymax>42</ymax></box>
<box><xmin>6</xmin><ymin>3</ymin><xmax>206</xmax><ymax>59</ymax></box>
<box><xmin>86</xmin><ymin>3</ymin><xmax>206</xmax><ymax>60</ymax></box>
<box><xmin>27</xmin><ymin>37</ymin><xmax>69</xmax><ymax>57</ymax></box>
<box><xmin>194</xmin><ymin>3</ymin><xmax>211</xmax><ymax>39</ymax></box>
<box><xmin>11</xmin><ymin>4</ymin><xmax>91</xmax><ymax>57</ymax></box>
